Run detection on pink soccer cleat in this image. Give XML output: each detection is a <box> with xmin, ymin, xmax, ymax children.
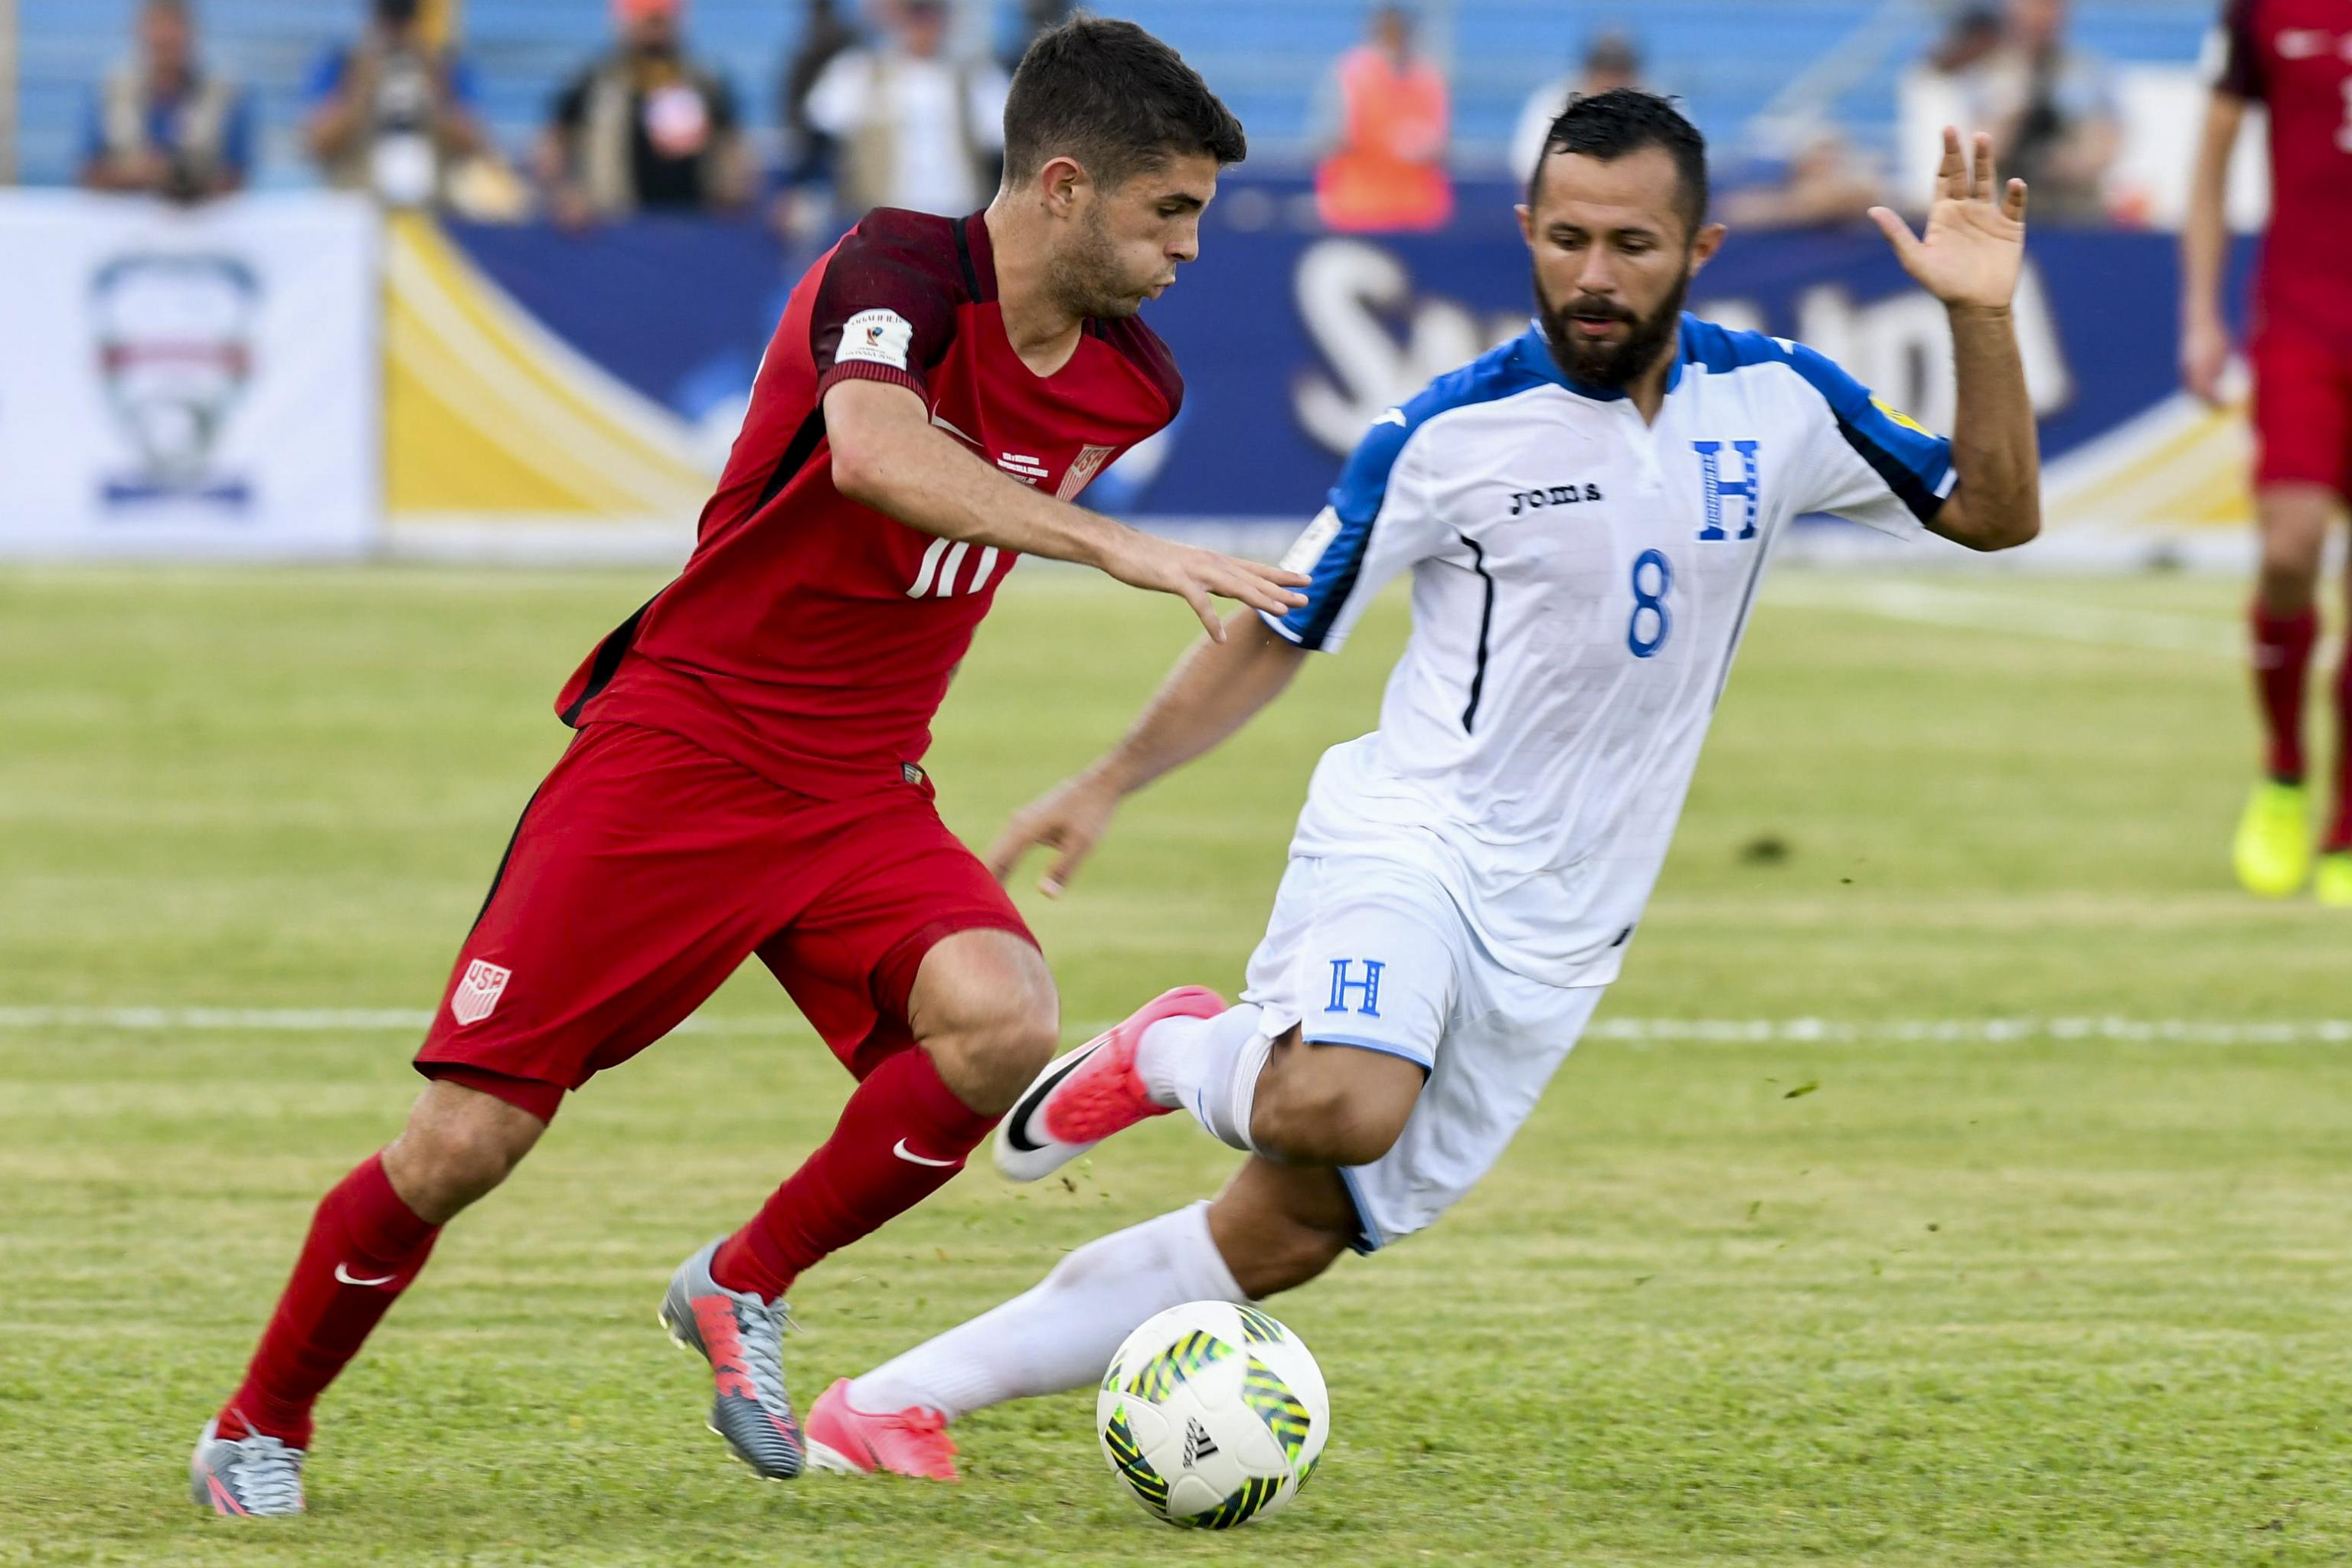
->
<box><xmin>992</xmin><ymin>985</ymin><xmax>1226</xmax><ymax>1182</ymax></box>
<box><xmin>804</xmin><ymin>1380</ymin><xmax>960</xmax><ymax>1481</ymax></box>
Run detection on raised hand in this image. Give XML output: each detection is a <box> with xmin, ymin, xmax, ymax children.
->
<box><xmin>1869</xmin><ymin>128</ymin><xmax>2030</xmax><ymax>312</ymax></box>
<box><xmin>1100</xmin><ymin>531</ymin><xmax>1308</xmax><ymax>642</ymax></box>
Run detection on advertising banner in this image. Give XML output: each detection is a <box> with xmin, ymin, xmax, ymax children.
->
<box><xmin>420</xmin><ymin>186</ymin><xmax>2257</xmax><ymax>560</ymax></box>
<box><xmin>0</xmin><ymin>191</ymin><xmax>382</xmax><ymax>559</ymax></box>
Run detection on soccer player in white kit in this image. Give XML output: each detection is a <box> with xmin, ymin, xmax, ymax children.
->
<box><xmin>799</xmin><ymin>92</ymin><xmax>2044</xmax><ymax>1479</ymax></box>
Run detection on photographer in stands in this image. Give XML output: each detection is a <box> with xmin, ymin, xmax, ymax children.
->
<box><xmin>304</xmin><ymin>0</ymin><xmax>491</xmax><ymax>211</ymax></box>
<box><xmin>541</xmin><ymin>0</ymin><xmax>754</xmax><ymax>224</ymax></box>
<box><xmin>80</xmin><ymin>0</ymin><xmax>253</xmax><ymax>203</ymax></box>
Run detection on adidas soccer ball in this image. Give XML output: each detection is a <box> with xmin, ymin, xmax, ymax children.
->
<box><xmin>1096</xmin><ymin>1301</ymin><xmax>1330</xmax><ymax>1530</ymax></box>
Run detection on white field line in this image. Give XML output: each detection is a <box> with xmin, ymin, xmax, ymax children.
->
<box><xmin>1765</xmin><ymin>577</ymin><xmax>2246</xmax><ymax>660</ymax></box>
<box><xmin>0</xmin><ymin>1006</ymin><xmax>2346</xmax><ymax>1047</ymax></box>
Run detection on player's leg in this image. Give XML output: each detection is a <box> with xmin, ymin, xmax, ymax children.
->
<box><xmin>820</xmin><ymin>966</ymin><xmax>1602</xmax><ymax>1478</ymax></box>
<box><xmin>709</xmin><ymin>926</ymin><xmax>1059</xmax><ymax>1305</ymax></box>
<box><xmin>2238</xmin><ymin>332</ymin><xmax>2347</xmax><ymax>896</ymax></box>
<box><xmin>811</xmin><ymin>1158</ymin><xmax>1356</xmax><ymax>1477</ymax></box>
<box><xmin>198</xmin><ymin>1080</ymin><xmax>549</xmax><ymax>1508</ymax></box>
<box><xmin>198</xmin><ymin>724</ymin><xmax>789</xmax><ymax>1511</ymax></box>
<box><xmin>996</xmin><ymin>856</ymin><xmax>1448</xmax><ymax>1178</ymax></box>
<box><xmin>2321</xmin><ymin>506</ymin><xmax>2352</xmax><ymax>906</ymax></box>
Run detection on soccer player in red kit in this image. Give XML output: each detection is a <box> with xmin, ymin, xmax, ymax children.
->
<box><xmin>191</xmin><ymin>18</ymin><xmax>1301</xmax><ymax>1516</ymax></box>
<box><xmin>2183</xmin><ymin>0</ymin><xmax>2352</xmax><ymax>904</ymax></box>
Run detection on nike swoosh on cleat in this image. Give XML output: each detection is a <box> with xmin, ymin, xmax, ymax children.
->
<box><xmin>334</xmin><ymin>1263</ymin><xmax>397</xmax><ymax>1287</ymax></box>
<box><xmin>890</xmin><ymin>1138</ymin><xmax>958</xmax><ymax>1168</ymax></box>
<box><xmin>1001</xmin><ymin>1041</ymin><xmax>1102</xmax><ymax>1154</ymax></box>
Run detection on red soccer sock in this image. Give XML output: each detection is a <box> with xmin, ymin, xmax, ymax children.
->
<box><xmin>2329</xmin><ymin>654</ymin><xmax>2352</xmax><ymax>852</ymax></box>
<box><xmin>2251</xmin><ymin>603</ymin><xmax>2320</xmax><ymax>782</ymax></box>
<box><xmin>711</xmin><ymin>1047</ymin><xmax>997</xmax><ymax>1302</ymax></box>
<box><xmin>217</xmin><ymin>1152</ymin><xmax>441</xmax><ymax>1449</ymax></box>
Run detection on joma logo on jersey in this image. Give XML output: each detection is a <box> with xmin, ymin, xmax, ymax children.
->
<box><xmin>1326</xmin><ymin>959</ymin><xmax>1384</xmax><ymax>1018</ymax></box>
<box><xmin>1693</xmin><ymin>439</ymin><xmax>1762</xmax><ymax>541</ymax></box>
<box><xmin>1508</xmin><ymin>483</ymin><xmax>1602</xmax><ymax>515</ymax></box>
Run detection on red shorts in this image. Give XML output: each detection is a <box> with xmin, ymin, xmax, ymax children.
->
<box><xmin>2252</xmin><ymin>330</ymin><xmax>2352</xmax><ymax>499</ymax></box>
<box><xmin>413</xmin><ymin>721</ymin><xmax>1034</xmax><ymax>1121</ymax></box>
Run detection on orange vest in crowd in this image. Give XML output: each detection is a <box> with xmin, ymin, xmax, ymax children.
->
<box><xmin>1316</xmin><ymin>44</ymin><xmax>1453</xmax><ymax>234</ymax></box>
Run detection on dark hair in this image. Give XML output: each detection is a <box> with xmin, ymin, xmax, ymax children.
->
<box><xmin>1003</xmin><ymin>14</ymin><xmax>1247</xmax><ymax>188</ymax></box>
<box><xmin>1528</xmin><ymin>89</ymin><xmax>1710</xmax><ymax>235</ymax></box>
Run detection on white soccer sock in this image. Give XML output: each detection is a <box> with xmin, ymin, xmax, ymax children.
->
<box><xmin>1135</xmin><ymin>1003</ymin><xmax>1273</xmax><ymax>1153</ymax></box>
<box><xmin>847</xmin><ymin>1203</ymin><xmax>1248</xmax><ymax>1422</ymax></box>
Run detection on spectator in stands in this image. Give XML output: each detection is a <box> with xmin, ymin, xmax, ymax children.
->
<box><xmin>80</xmin><ymin>0</ymin><xmax>252</xmax><ymax>202</ymax></box>
<box><xmin>542</xmin><ymin>0</ymin><xmax>753</xmax><ymax>224</ymax></box>
<box><xmin>1926</xmin><ymin>5</ymin><xmax>2004</xmax><ymax>77</ymax></box>
<box><xmin>305</xmin><ymin>0</ymin><xmax>490</xmax><ymax>210</ymax></box>
<box><xmin>1956</xmin><ymin>0</ymin><xmax>2118</xmax><ymax>220</ymax></box>
<box><xmin>1510</xmin><ymin>29</ymin><xmax>1645</xmax><ymax>183</ymax></box>
<box><xmin>803</xmin><ymin>0</ymin><xmax>1010</xmax><ymax>221</ymax></box>
<box><xmin>1315</xmin><ymin>4</ymin><xmax>1452</xmax><ymax>233</ymax></box>
<box><xmin>774</xmin><ymin>0</ymin><xmax>860</xmax><ymax>241</ymax></box>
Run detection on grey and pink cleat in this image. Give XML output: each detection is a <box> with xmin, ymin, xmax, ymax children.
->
<box><xmin>805</xmin><ymin>1379</ymin><xmax>960</xmax><ymax>1481</ymax></box>
<box><xmin>659</xmin><ymin>1240</ymin><xmax>805</xmax><ymax>1480</ymax></box>
<box><xmin>993</xmin><ymin>985</ymin><xmax>1226</xmax><ymax>1182</ymax></box>
<box><xmin>190</xmin><ymin>1416</ymin><xmax>305</xmax><ymax>1517</ymax></box>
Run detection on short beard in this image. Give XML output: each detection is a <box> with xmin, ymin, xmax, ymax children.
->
<box><xmin>1536</xmin><ymin>263</ymin><xmax>1690</xmax><ymax>390</ymax></box>
<box><xmin>1047</xmin><ymin>203</ymin><xmax>1144</xmax><ymax>322</ymax></box>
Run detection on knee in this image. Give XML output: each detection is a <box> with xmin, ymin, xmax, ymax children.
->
<box><xmin>384</xmin><ymin>1086</ymin><xmax>541</xmax><ymax>1223</ymax></box>
<box><xmin>956</xmin><ymin>997</ymin><xmax>1059</xmax><ymax>1102</ymax></box>
<box><xmin>916</xmin><ymin>945</ymin><xmax>1060</xmax><ymax>1115</ymax></box>
<box><xmin>2256</xmin><ymin>496</ymin><xmax>2333</xmax><ymax>603</ymax></box>
<box><xmin>1251</xmin><ymin>1073</ymin><xmax>1412</xmax><ymax>1169</ymax></box>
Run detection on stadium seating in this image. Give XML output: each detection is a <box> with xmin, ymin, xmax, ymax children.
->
<box><xmin>14</xmin><ymin>0</ymin><xmax>2220</xmax><ymax>187</ymax></box>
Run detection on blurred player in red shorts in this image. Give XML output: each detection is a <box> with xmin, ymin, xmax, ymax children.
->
<box><xmin>2182</xmin><ymin>0</ymin><xmax>2352</xmax><ymax>903</ymax></box>
<box><xmin>190</xmin><ymin>17</ymin><xmax>1302</xmax><ymax>1517</ymax></box>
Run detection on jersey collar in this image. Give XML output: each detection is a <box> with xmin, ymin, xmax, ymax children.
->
<box><xmin>958</xmin><ymin>211</ymin><xmax>999</xmax><ymax>303</ymax></box>
<box><xmin>1516</xmin><ymin>318</ymin><xmax>1687</xmax><ymax>403</ymax></box>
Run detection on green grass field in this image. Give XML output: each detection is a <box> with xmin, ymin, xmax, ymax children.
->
<box><xmin>4</xmin><ymin>564</ymin><xmax>2348</xmax><ymax>1566</ymax></box>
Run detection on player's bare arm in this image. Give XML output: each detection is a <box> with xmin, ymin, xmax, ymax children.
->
<box><xmin>825</xmin><ymin>377</ymin><xmax>1305</xmax><ymax>641</ymax></box>
<box><xmin>2180</xmin><ymin>90</ymin><xmax>2247</xmax><ymax>403</ymax></box>
<box><xmin>1868</xmin><ymin>128</ymin><xmax>2040</xmax><ymax>553</ymax></box>
<box><xmin>988</xmin><ymin>612</ymin><xmax>1306</xmax><ymax>896</ymax></box>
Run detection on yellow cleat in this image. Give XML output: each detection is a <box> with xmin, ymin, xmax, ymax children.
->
<box><xmin>2233</xmin><ymin>780</ymin><xmax>2312</xmax><ymax>898</ymax></box>
<box><xmin>2316</xmin><ymin>852</ymin><xmax>2352</xmax><ymax>909</ymax></box>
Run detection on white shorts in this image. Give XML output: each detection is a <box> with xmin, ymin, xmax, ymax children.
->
<box><xmin>1242</xmin><ymin>854</ymin><xmax>1605</xmax><ymax>1252</ymax></box>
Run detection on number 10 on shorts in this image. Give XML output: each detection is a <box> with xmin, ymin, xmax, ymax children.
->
<box><xmin>1327</xmin><ymin>959</ymin><xmax>1385</xmax><ymax>1018</ymax></box>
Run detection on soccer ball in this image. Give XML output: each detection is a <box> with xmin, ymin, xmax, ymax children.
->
<box><xmin>1096</xmin><ymin>1300</ymin><xmax>1329</xmax><ymax>1530</ymax></box>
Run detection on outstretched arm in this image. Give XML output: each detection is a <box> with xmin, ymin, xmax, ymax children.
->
<box><xmin>1868</xmin><ymin>128</ymin><xmax>2040</xmax><ymax>552</ymax></box>
<box><xmin>988</xmin><ymin>613</ymin><xmax>1308</xmax><ymax>897</ymax></box>
<box><xmin>825</xmin><ymin>379</ymin><xmax>1305</xmax><ymax>640</ymax></box>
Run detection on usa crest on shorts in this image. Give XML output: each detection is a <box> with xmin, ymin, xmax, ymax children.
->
<box><xmin>449</xmin><ymin>959</ymin><xmax>512</xmax><ymax>1026</ymax></box>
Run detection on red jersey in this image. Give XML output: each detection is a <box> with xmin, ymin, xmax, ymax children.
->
<box><xmin>2212</xmin><ymin>0</ymin><xmax>2352</xmax><ymax>347</ymax></box>
<box><xmin>555</xmin><ymin>208</ymin><xmax>1184</xmax><ymax>797</ymax></box>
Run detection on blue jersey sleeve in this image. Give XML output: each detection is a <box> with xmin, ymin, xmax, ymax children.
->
<box><xmin>1266</xmin><ymin>410</ymin><xmax>1419</xmax><ymax>652</ymax></box>
<box><xmin>1780</xmin><ymin>340</ymin><xmax>1955</xmax><ymax>530</ymax></box>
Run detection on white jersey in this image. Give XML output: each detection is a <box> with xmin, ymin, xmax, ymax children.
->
<box><xmin>1263</xmin><ymin>317</ymin><xmax>1956</xmax><ymax>989</ymax></box>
